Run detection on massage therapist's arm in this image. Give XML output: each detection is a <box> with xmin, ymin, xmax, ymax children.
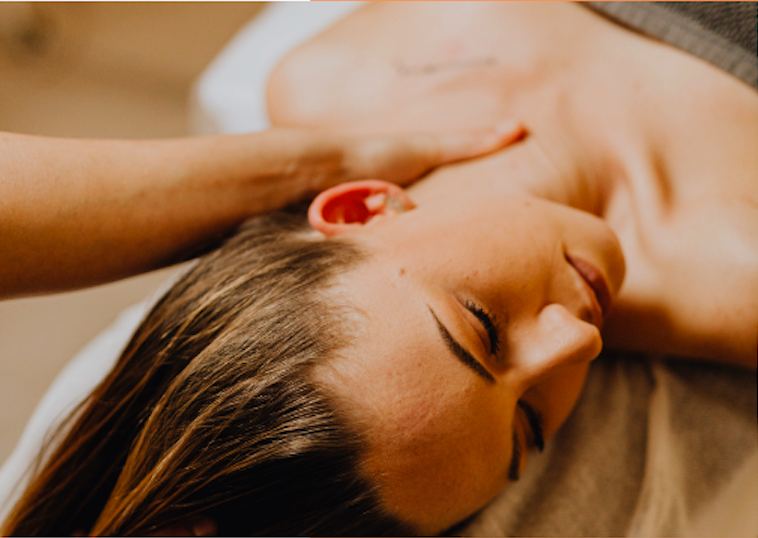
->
<box><xmin>0</xmin><ymin>124</ymin><xmax>521</xmax><ymax>299</ymax></box>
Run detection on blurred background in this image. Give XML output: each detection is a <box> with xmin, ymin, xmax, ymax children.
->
<box><xmin>0</xmin><ymin>2</ymin><xmax>264</xmax><ymax>467</ymax></box>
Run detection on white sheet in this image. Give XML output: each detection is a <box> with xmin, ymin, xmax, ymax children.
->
<box><xmin>190</xmin><ymin>2</ymin><xmax>364</xmax><ymax>135</ymax></box>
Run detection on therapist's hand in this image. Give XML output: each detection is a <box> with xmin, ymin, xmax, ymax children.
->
<box><xmin>0</xmin><ymin>121</ymin><xmax>523</xmax><ymax>299</ymax></box>
<box><xmin>334</xmin><ymin>120</ymin><xmax>525</xmax><ymax>187</ymax></box>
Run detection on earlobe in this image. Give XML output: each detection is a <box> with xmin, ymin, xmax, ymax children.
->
<box><xmin>308</xmin><ymin>180</ymin><xmax>415</xmax><ymax>237</ymax></box>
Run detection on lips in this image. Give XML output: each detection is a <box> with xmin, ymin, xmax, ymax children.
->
<box><xmin>565</xmin><ymin>254</ymin><xmax>613</xmax><ymax>325</ymax></box>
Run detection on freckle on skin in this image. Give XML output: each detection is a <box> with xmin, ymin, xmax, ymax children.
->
<box><xmin>399</xmin><ymin>268</ymin><xmax>406</xmax><ymax>277</ymax></box>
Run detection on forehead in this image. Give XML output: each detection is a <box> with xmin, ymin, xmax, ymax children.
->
<box><xmin>317</xmin><ymin>258</ymin><xmax>514</xmax><ymax>530</ymax></box>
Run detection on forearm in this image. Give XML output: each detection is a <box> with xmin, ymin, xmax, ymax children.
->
<box><xmin>0</xmin><ymin>122</ymin><xmax>522</xmax><ymax>298</ymax></box>
<box><xmin>0</xmin><ymin>131</ymin><xmax>338</xmax><ymax>298</ymax></box>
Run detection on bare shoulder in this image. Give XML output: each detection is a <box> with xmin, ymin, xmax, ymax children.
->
<box><xmin>605</xmin><ymin>169</ymin><xmax>758</xmax><ymax>369</ymax></box>
<box><xmin>602</xmin><ymin>33</ymin><xmax>758</xmax><ymax>369</ymax></box>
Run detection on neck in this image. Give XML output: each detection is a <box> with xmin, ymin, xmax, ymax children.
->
<box><xmin>410</xmin><ymin>84</ymin><xmax>644</xmax><ymax>224</ymax></box>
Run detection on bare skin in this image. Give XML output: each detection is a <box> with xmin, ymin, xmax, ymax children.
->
<box><xmin>307</xmin><ymin>179</ymin><xmax>625</xmax><ymax>532</ymax></box>
<box><xmin>269</xmin><ymin>1</ymin><xmax>758</xmax><ymax>368</ymax></box>
<box><xmin>265</xmin><ymin>2</ymin><xmax>757</xmax><ymax>533</ymax></box>
<box><xmin>8</xmin><ymin>3</ymin><xmax>752</xmax><ymax>534</ymax></box>
<box><xmin>0</xmin><ymin>125</ymin><xmax>522</xmax><ymax>299</ymax></box>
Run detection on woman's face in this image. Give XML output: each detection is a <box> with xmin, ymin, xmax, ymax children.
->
<box><xmin>310</xmin><ymin>182</ymin><xmax>625</xmax><ymax>534</ymax></box>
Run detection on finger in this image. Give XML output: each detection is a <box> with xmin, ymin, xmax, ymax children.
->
<box><xmin>430</xmin><ymin>120</ymin><xmax>526</xmax><ymax>165</ymax></box>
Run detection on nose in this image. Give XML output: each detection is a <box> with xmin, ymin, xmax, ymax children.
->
<box><xmin>508</xmin><ymin>303</ymin><xmax>602</xmax><ymax>388</ymax></box>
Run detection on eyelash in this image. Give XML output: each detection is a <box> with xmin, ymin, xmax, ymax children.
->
<box><xmin>464</xmin><ymin>300</ymin><xmax>501</xmax><ymax>358</ymax></box>
<box><xmin>517</xmin><ymin>400</ymin><xmax>545</xmax><ymax>453</ymax></box>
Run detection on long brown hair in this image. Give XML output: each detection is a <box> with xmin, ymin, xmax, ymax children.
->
<box><xmin>2</xmin><ymin>209</ymin><xmax>413</xmax><ymax>536</ymax></box>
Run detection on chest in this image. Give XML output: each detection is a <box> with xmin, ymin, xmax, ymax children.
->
<box><xmin>266</xmin><ymin>2</ymin><xmax>590</xmax><ymax>131</ymax></box>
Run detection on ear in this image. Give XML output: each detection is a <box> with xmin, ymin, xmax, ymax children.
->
<box><xmin>308</xmin><ymin>180</ymin><xmax>415</xmax><ymax>237</ymax></box>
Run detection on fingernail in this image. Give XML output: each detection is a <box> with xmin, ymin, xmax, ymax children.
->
<box><xmin>192</xmin><ymin>518</ymin><xmax>217</xmax><ymax>536</ymax></box>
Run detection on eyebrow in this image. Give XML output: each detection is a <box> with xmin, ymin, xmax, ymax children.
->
<box><xmin>428</xmin><ymin>307</ymin><xmax>495</xmax><ymax>383</ymax></box>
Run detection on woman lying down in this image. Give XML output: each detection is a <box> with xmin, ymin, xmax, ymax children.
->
<box><xmin>3</xmin><ymin>2</ymin><xmax>756</xmax><ymax>536</ymax></box>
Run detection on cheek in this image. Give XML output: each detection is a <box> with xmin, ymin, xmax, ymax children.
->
<box><xmin>362</xmin><ymin>379</ymin><xmax>515</xmax><ymax>531</ymax></box>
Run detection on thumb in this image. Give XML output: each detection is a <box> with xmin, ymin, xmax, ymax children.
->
<box><xmin>431</xmin><ymin>120</ymin><xmax>525</xmax><ymax>165</ymax></box>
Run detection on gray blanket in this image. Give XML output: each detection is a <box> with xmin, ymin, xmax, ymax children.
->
<box><xmin>460</xmin><ymin>354</ymin><xmax>757</xmax><ymax>536</ymax></box>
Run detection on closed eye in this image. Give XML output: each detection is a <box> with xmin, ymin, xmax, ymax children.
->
<box><xmin>464</xmin><ymin>300</ymin><xmax>501</xmax><ymax>358</ymax></box>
